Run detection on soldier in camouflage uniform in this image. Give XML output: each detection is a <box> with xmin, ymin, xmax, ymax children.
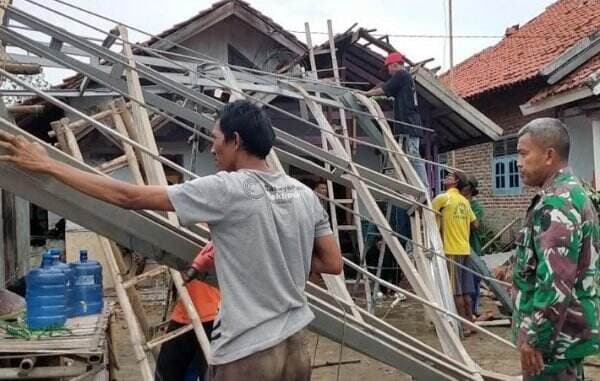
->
<box><xmin>513</xmin><ymin>118</ymin><xmax>599</xmax><ymax>380</ymax></box>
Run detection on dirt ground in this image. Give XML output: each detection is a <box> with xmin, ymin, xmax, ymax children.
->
<box><xmin>109</xmin><ymin>296</ymin><xmax>600</xmax><ymax>381</ymax></box>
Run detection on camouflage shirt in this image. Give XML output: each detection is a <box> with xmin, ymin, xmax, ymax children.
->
<box><xmin>512</xmin><ymin>168</ymin><xmax>600</xmax><ymax>362</ymax></box>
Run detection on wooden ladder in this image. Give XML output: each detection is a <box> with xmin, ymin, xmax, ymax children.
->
<box><xmin>44</xmin><ymin>25</ymin><xmax>213</xmax><ymax>379</ymax></box>
<box><xmin>317</xmin><ymin>21</ymin><xmax>371</xmax><ymax>310</ymax></box>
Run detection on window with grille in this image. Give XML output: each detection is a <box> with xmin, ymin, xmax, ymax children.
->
<box><xmin>492</xmin><ymin>137</ymin><xmax>522</xmax><ymax>195</ymax></box>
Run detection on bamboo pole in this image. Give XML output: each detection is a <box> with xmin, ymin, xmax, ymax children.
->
<box><xmin>110</xmin><ymin>102</ymin><xmax>144</xmax><ymax>185</ymax></box>
<box><xmin>119</xmin><ymin>26</ymin><xmax>164</xmax><ymax>186</ymax></box>
<box><xmin>292</xmin><ymin>82</ymin><xmax>478</xmax><ymax>373</ymax></box>
<box><xmin>100</xmin><ymin>238</ymin><xmax>154</xmax><ymax>380</ymax></box>
<box><xmin>69</xmin><ymin>109</ymin><xmax>114</xmax><ymax>129</ymax></box>
<box><xmin>50</xmin><ymin>118</ymin><xmax>69</xmax><ymax>153</ymax></box>
<box><xmin>114</xmin><ymin>97</ymin><xmax>145</xmax><ymax>178</ymax></box>
<box><xmin>0</xmin><ymin>62</ymin><xmax>42</xmax><ymax>75</ymax></box>
<box><xmin>7</xmin><ymin>104</ymin><xmax>44</xmax><ymax>116</ymax></box>
<box><xmin>60</xmin><ymin>116</ymin><xmax>154</xmax><ymax>342</ymax></box>
<box><xmin>56</xmin><ymin>115</ymin><xmax>155</xmax><ymax>379</ymax></box>
<box><xmin>481</xmin><ymin>217</ymin><xmax>520</xmax><ymax>252</ymax></box>
<box><xmin>119</xmin><ymin>25</ymin><xmax>212</xmax><ymax>359</ymax></box>
<box><xmin>108</xmin><ymin>241</ymin><xmax>154</xmax><ymax>341</ymax></box>
<box><xmin>95</xmin><ymin>155</ymin><xmax>127</xmax><ymax>173</ymax></box>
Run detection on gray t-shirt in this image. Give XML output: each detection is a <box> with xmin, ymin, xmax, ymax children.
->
<box><xmin>167</xmin><ymin>169</ymin><xmax>332</xmax><ymax>364</ymax></box>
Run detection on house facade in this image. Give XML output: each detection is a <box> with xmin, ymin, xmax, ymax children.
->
<box><xmin>440</xmin><ymin>0</ymin><xmax>600</xmax><ymax>243</ymax></box>
<box><xmin>11</xmin><ymin>0</ymin><xmax>503</xmax><ymax>266</ymax></box>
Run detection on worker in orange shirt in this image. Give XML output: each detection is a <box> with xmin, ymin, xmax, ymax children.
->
<box><xmin>155</xmin><ymin>242</ymin><xmax>220</xmax><ymax>381</ymax></box>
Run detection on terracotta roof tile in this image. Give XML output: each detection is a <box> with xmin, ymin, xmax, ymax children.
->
<box><xmin>440</xmin><ymin>0</ymin><xmax>600</xmax><ymax>99</ymax></box>
<box><xmin>529</xmin><ymin>53</ymin><xmax>600</xmax><ymax>102</ymax></box>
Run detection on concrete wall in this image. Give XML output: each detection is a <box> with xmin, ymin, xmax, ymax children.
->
<box><xmin>450</xmin><ymin>142</ymin><xmax>534</xmax><ymax>242</ymax></box>
<box><xmin>593</xmin><ymin>114</ymin><xmax>600</xmax><ymax>188</ymax></box>
<box><xmin>449</xmin><ymin>83</ymin><xmax>551</xmax><ymax>241</ymax></box>
<box><xmin>159</xmin><ymin>141</ymin><xmax>217</xmax><ymax>179</ymax></box>
<box><xmin>176</xmin><ymin>15</ymin><xmax>288</xmax><ymax>70</ymax></box>
<box><xmin>563</xmin><ymin>114</ymin><xmax>594</xmax><ymax>183</ymax></box>
<box><xmin>449</xmin><ymin>82</ymin><xmax>599</xmax><ymax>244</ymax></box>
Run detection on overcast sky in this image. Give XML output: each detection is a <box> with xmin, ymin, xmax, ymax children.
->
<box><xmin>11</xmin><ymin>0</ymin><xmax>556</xmax><ymax>84</ymax></box>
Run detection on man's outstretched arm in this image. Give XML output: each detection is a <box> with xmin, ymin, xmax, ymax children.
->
<box><xmin>0</xmin><ymin>131</ymin><xmax>173</xmax><ymax>211</ymax></box>
<box><xmin>363</xmin><ymin>87</ymin><xmax>385</xmax><ymax>97</ymax></box>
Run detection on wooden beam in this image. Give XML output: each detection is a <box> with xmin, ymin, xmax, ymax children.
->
<box><xmin>445</xmin><ymin>112</ymin><xmax>484</xmax><ymax>139</ymax></box>
<box><xmin>6</xmin><ymin>104</ymin><xmax>44</xmax><ymax>116</ymax></box>
<box><xmin>109</xmin><ymin>103</ymin><xmax>144</xmax><ymax>185</ymax></box>
<box><xmin>0</xmin><ymin>0</ymin><xmax>11</xmax><ymax>54</ymax></box>
<box><xmin>520</xmin><ymin>86</ymin><xmax>593</xmax><ymax>116</ymax></box>
<box><xmin>50</xmin><ymin>118</ymin><xmax>69</xmax><ymax>152</ymax></box>
<box><xmin>100</xmin><ymin>238</ymin><xmax>154</xmax><ymax>380</ymax></box>
<box><xmin>120</xmin><ymin>25</ymin><xmax>212</xmax><ymax>363</ymax></box>
<box><xmin>114</xmin><ymin>97</ymin><xmax>145</xmax><ymax>173</ymax></box>
<box><xmin>413</xmin><ymin>66</ymin><xmax>502</xmax><ymax>140</ymax></box>
<box><xmin>95</xmin><ymin>155</ymin><xmax>127</xmax><ymax>173</ymax></box>
<box><xmin>358</xmin><ymin>29</ymin><xmax>400</xmax><ymax>57</ymax></box>
<box><xmin>0</xmin><ymin>61</ymin><xmax>42</xmax><ymax>75</ymax></box>
<box><xmin>342</xmin><ymin>56</ymin><xmax>383</xmax><ymax>86</ymax></box>
<box><xmin>0</xmin><ymin>91</ymin><xmax>10</xmax><ymax>285</ymax></box>
<box><xmin>62</xmin><ymin>119</ymin><xmax>83</xmax><ymax>161</ymax></box>
<box><xmin>430</xmin><ymin>107</ymin><xmax>452</xmax><ymax>119</ymax></box>
<box><xmin>59</xmin><ymin>111</ymin><xmax>156</xmax><ymax>351</ymax></box>
<box><xmin>120</xmin><ymin>27</ymin><xmax>167</xmax><ymax>187</ymax></box>
<box><xmin>48</xmin><ymin>108</ymin><xmax>118</xmax><ymax>139</ymax></box>
<box><xmin>414</xmin><ymin>58</ymin><xmax>435</xmax><ymax>67</ymax></box>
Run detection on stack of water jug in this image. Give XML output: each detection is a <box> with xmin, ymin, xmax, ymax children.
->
<box><xmin>26</xmin><ymin>249</ymin><xmax>103</xmax><ymax>329</ymax></box>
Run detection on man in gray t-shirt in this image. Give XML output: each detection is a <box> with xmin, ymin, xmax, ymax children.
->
<box><xmin>1</xmin><ymin>100</ymin><xmax>343</xmax><ymax>381</ymax></box>
<box><xmin>168</xmin><ymin>169</ymin><xmax>333</xmax><ymax>365</ymax></box>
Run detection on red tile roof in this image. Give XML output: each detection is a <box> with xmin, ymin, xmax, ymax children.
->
<box><xmin>440</xmin><ymin>0</ymin><xmax>600</xmax><ymax>99</ymax></box>
<box><xmin>529</xmin><ymin>53</ymin><xmax>600</xmax><ymax>102</ymax></box>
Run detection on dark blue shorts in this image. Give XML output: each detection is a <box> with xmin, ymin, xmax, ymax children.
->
<box><xmin>448</xmin><ymin>255</ymin><xmax>475</xmax><ymax>296</ymax></box>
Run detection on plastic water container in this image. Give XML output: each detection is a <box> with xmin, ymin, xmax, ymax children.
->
<box><xmin>48</xmin><ymin>248</ymin><xmax>75</xmax><ymax>318</ymax></box>
<box><xmin>70</xmin><ymin>250</ymin><xmax>103</xmax><ymax>316</ymax></box>
<box><xmin>26</xmin><ymin>254</ymin><xmax>67</xmax><ymax>329</ymax></box>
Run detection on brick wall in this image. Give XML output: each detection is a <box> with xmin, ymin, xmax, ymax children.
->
<box><xmin>447</xmin><ymin>81</ymin><xmax>554</xmax><ymax>245</ymax></box>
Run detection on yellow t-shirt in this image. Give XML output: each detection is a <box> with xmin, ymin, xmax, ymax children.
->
<box><xmin>432</xmin><ymin>188</ymin><xmax>476</xmax><ymax>255</ymax></box>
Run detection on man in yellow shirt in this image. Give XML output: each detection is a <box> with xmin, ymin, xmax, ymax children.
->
<box><xmin>432</xmin><ymin>171</ymin><xmax>479</xmax><ymax>336</ymax></box>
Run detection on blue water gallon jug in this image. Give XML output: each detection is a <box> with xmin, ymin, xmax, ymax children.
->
<box><xmin>48</xmin><ymin>248</ymin><xmax>76</xmax><ymax>318</ymax></box>
<box><xmin>26</xmin><ymin>254</ymin><xmax>67</xmax><ymax>329</ymax></box>
<box><xmin>70</xmin><ymin>250</ymin><xmax>103</xmax><ymax>316</ymax></box>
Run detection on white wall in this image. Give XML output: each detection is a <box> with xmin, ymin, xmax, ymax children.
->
<box><xmin>175</xmin><ymin>16</ymin><xmax>285</xmax><ymax>69</ymax></box>
<box><xmin>159</xmin><ymin>141</ymin><xmax>218</xmax><ymax>180</ymax></box>
<box><xmin>563</xmin><ymin>114</ymin><xmax>594</xmax><ymax>183</ymax></box>
<box><xmin>593</xmin><ymin>114</ymin><xmax>600</xmax><ymax>189</ymax></box>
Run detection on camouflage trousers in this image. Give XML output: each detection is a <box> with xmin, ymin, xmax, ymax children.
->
<box><xmin>523</xmin><ymin>358</ymin><xmax>583</xmax><ymax>381</ymax></box>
